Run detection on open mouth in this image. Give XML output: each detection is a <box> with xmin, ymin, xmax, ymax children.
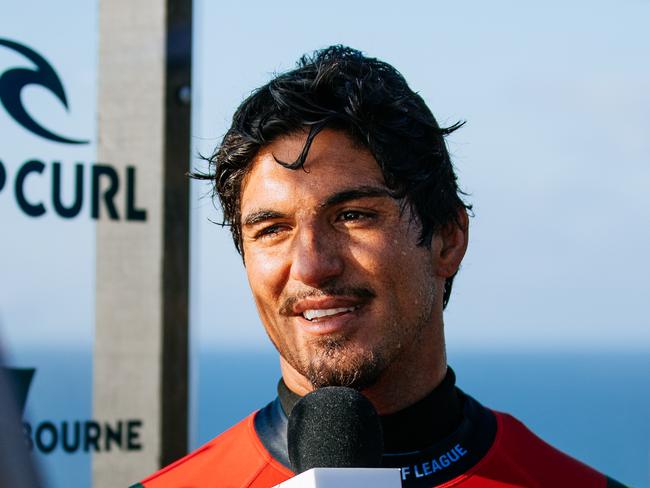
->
<box><xmin>302</xmin><ymin>306</ymin><xmax>359</xmax><ymax>322</ymax></box>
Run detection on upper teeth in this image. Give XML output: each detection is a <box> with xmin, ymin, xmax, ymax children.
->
<box><xmin>303</xmin><ymin>307</ymin><xmax>356</xmax><ymax>321</ymax></box>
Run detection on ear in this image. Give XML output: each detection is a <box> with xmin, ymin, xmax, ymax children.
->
<box><xmin>435</xmin><ymin>209</ymin><xmax>469</xmax><ymax>278</ymax></box>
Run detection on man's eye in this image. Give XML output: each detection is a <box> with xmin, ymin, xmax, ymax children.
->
<box><xmin>337</xmin><ymin>210</ymin><xmax>373</xmax><ymax>222</ymax></box>
<box><xmin>255</xmin><ymin>224</ymin><xmax>284</xmax><ymax>239</ymax></box>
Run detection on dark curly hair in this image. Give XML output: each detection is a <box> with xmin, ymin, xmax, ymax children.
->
<box><xmin>196</xmin><ymin>45</ymin><xmax>471</xmax><ymax>308</ymax></box>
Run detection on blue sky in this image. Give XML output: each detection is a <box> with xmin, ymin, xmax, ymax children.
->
<box><xmin>1</xmin><ymin>3</ymin><xmax>646</xmax><ymax>485</ymax></box>
<box><xmin>190</xmin><ymin>0</ymin><xmax>650</xmax><ymax>351</ymax></box>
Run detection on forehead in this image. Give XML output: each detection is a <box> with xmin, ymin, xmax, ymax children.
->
<box><xmin>240</xmin><ymin>129</ymin><xmax>386</xmax><ymax>211</ymax></box>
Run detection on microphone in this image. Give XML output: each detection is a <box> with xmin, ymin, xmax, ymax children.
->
<box><xmin>276</xmin><ymin>387</ymin><xmax>401</xmax><ymax>487</ymax></box>
<box><xmin>287</xmin><ymin>386</ymin><xmax>384</xmax><ymax>473</ymax></box>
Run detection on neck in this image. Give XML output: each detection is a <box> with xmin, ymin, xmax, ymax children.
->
<box><xmin>360</xmin><ymin>338</ymin><xmax>447</xmax><ymax>414</ymax></box>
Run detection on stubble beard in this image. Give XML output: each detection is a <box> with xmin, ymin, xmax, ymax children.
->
<box><xmin>274</xmin><ymin>280</ymin><xmax>436</xmax><ymax>392</ymax></box>
<box><xmin>300</xmin><ymin>294</ymin><xmax>435</xmax><ymax>391</ymax></box>
<box><xmin>276</xmin><ymin>285</ymin><xmax>389</xmax><ymax>390</ymax></box>
<box><xmin>303</xmin><ymin>335</ymin><xmax>386</xmax><ymax>390</ymax></box>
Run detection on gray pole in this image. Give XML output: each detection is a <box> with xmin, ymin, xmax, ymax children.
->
<box><xmin>93</xmin><ymin>1</ymin><xmax>191</xmax><ymax>485</ymax></box>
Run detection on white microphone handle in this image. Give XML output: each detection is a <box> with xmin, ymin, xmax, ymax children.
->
<box><xmin>273</xmin><ymin>467</ymin><xmax>402</xmax><ymax>488</ymax></box>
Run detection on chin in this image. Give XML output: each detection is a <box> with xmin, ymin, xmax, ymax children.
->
<box><xmin>303</xmin><ymin>339</ymin><xmax>387</xmax><ymax>390</ymax></box>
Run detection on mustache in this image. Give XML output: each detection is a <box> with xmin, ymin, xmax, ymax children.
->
<box><xmin>279</xmin><ymin>285</ymin><xmax>376</xmax><ymax>316</ymax></box>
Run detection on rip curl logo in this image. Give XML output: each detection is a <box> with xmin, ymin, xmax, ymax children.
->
<box><xmin>0</xmin><ymin>38</ymin><xmax>88</xmax><ymax>144</ymax></box>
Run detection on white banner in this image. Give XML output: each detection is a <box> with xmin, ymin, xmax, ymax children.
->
<box><xmin>1</xmin><ymin>2</ymin><xmax>147</xmax><ymax>486</ymax></box>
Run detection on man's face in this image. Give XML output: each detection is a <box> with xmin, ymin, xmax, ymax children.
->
<box><xmin>240</xmin><ymin>129</ymin><xmax>446</xmax><ymax>391</ymax></box>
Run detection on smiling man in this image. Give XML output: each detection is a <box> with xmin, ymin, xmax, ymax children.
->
<box><xmin>137</xmin><ymin>46</ymin><xmax>623</xmax><ymax>488</ymax></box>
<box><xmin>240</xmin><ymin>129</ymin><xmax>459</xmax><ymax>415</ymax></box>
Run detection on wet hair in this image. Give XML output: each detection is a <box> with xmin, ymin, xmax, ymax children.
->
<box><xmin>196</xmin><ymin>45</ymin><xmax>471</xmax><ymax>308</ymax></box>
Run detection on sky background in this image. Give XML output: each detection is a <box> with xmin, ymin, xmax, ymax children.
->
<box><xmin>1</xmin><ymin>2</ymin><xmax>647</xmax><ymax>485</ymax></box>
<box><xmin>190</xmin><ymin>0</ymin><xmax>650</xmax><ymax>353</ymax></box>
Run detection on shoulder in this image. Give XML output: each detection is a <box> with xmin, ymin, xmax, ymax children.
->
<box><xmin>138</xmin><ymin>412</ymin><xmax>293</xmax><ymax>488</ymax></box>
<box><xmin>464</xmin><ymin>410</ymin><xmax>614</xmax><ymax>487</ymax></box>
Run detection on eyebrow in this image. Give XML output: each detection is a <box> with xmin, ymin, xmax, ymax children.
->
<box><xmin>320</xmin><ymin>185</ymin><xmax>391</xmax><ymax>208</ymax></box>
<box><xmin>242</xmin><ymin>185</ymin><xmax>391</xmax><ymax>227</ymax></box>
<box><xmin>243</xmin><ymin>210</ymin><xmax>286</xmax><ymax>227</ymax></box>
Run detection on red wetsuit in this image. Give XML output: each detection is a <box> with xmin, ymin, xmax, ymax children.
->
<box><xmin>136</xmin><ymin>391</ymin><xmax>621</xmax><ymax>488</ymax></box>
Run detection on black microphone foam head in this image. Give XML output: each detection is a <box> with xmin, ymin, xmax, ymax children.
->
<box><xmin>287</xmin><ymin>386</ymin><xmax>384</xmax><ymax>474</ymax></box>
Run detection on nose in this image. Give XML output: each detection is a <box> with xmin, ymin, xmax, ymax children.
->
<box><xmin>289</xmin><ymin>225</ymin><xmax>345</xmax><ymax>288</ymax></box>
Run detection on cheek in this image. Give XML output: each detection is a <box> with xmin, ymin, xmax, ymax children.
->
<box><xmin>347</xmin><ymin>230</ymin><xmax>421</xmax><ymax>280</ymax></box>
<box><xmin>347</xmin><ymin>244</ymin><xmax>377</xmax><ymax>276</ymax></box>
<box><xmin>245</xmin><ymin>248</ymin><xmax>289</xmax><ymax>295</ymax></box>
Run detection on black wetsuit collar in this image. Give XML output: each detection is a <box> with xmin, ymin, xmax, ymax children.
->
<box><xmin>277</xmin><ymin>368</ymin><xmax>463</xmax><ymax>452</ymax></box>
<box><xmin>380</xmin><ymin>368</ymin><xmax>463</xmax><ymax>452</ymax></box>
<box><xmin>258</xmin><ymin>367</ymin><xmax>497</xmax><ymax>487</ymax></box>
